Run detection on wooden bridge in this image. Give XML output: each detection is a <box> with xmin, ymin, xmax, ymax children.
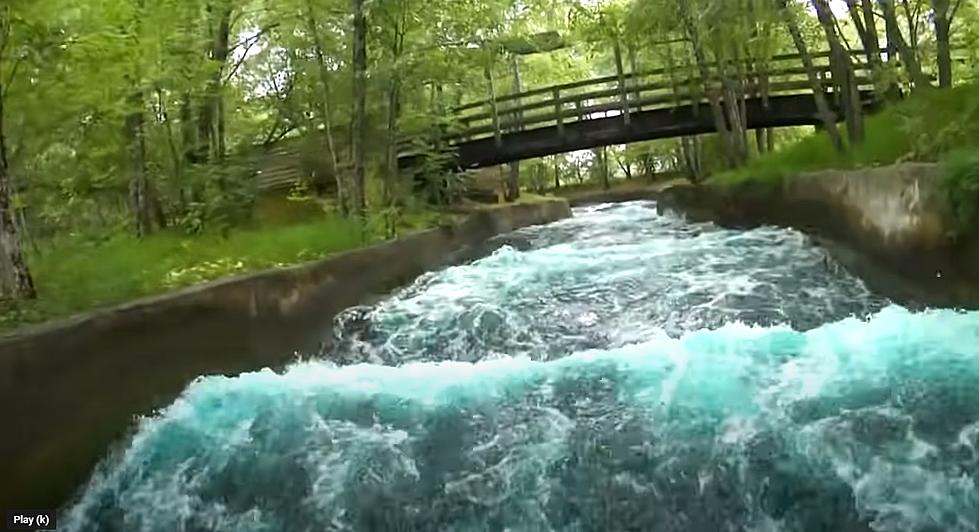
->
<box><xmin>402</xmin><ymin>51</ymin><xmax>879</xmax><ymax>169</ymax></box>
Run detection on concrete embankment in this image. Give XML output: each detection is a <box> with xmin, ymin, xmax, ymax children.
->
<box><xmin>0</xmin><ymin>199</ymin><xmax>571</xmax><ymax>510</ymax></box>
<box><xmin>556</xmin><ymin>178</ymin><xmax>689</xmax><ymax>206</ymax></box>
<box><xmin>656</xmin><ymin>163</ymin><xmax>979</xmax><ymax>307</ymax></box>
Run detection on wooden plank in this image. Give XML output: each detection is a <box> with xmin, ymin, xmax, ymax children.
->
<box><xmin>461</xmin><ymin>82</ymin><xmax>631</xmax><ymax>123</ymax></box>
<box><xmin>450</xmin><ymin>77</ymin><xmax>860</xmax><ymax>141</ymax></box>
<box><xmin>457</xmin><ymin>75</ymin><xmax>870</xmax><ymax>140</ymax></box>
<box><xmin>451</xmin><ymin>49</ymin><xmax>854</xmax><ymax>113</ymax></box>
<box><xmin>454</xmin><ymin>72</ymin><xmax>624</xmax><ymax>112</ymax></box>
<box><xmin>458</xmin><ymin>65</ymin><xmax>831</xmax><ymax>125</ymax></box>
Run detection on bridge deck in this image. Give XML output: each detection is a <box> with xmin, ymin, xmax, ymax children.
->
<box><xmin>400</xmin><ymin>50</ymin><xmax>876</xmax><ymax>169</ymax></box>
<box><xmin>454</xmin><ymin>92</ymin><xmax>876</xmax><ymax>168</ymax></box>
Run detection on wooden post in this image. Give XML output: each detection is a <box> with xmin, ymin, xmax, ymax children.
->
<box><xmin>484</xmin><ymin>65</ymin><xmax>502</xmax><ymax>148</ymax></box>
<box><xmin>614</xmin><ymin>39</ymin><xmax>630</xmax><ymax>126</ymax></box>
<box><xmin>554</xmin><ymin>88</ymin><xmax>564</xmax><ymax>137</ymax></box>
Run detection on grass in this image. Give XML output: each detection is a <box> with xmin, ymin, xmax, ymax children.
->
<box><xmin>713</xmin><ymin>83</ymin><xmax>979</xmax><ymax>186</ymax></box>
<box><xmin>0</xmin><ymin>203</ymin><xmax>448</xmax><ymax>332</ymax></box>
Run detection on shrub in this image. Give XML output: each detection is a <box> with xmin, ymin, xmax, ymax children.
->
<box><xmin>939</xmin><ymin>148</ymin><xmax>979</xmax><ymax>231</ymax></box>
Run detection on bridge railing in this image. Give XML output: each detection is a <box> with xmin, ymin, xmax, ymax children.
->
<box><xmin>448</xmin><ymin>50</ymin><xmax>873</xmax><ymax>146</ymax></box>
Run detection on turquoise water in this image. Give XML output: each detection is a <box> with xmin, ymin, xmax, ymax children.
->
<box><xmin>63</xmin><ymin>202</ymin><xmax>979</xmax><ymax>531</ymax></box>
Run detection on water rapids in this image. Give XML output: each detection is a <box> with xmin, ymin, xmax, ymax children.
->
<box><xmin>63</xmin><ymin>202</ymin><xmax>979</xmax><ymax>532</ymax></box>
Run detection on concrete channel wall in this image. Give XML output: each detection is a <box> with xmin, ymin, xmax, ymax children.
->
<box><xmin>656</xmin><ymin>163</ymin><xmax>979</xmax><ymax>308</ymax></box>
<box><xmin>0</xmin><ymin>199</ymin><xmax>572</xmax><ymax>510</ymax></box>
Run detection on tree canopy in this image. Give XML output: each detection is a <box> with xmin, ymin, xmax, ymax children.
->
<box><xmin>0</xmin><ymin>0</ymin><xmax>976</xmax><ymax>307</ymax></box>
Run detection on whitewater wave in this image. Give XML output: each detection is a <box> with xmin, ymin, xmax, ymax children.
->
<box><xmin>330</xmin><ymin>202</ymin><xmax>887</xmax><ymax>365</ymax></box>
<box><xmin>62</xmin><ymin>306</ymin><xmax>979</xmax><ymax>532</ymax></box>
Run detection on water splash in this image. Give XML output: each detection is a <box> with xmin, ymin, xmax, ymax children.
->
<box><xmin>63</xmin><ymin>307</ymin><xmax>979</xmax><ymax>531</ymax></box>
<box><xmin>61</xmin><ymin>202</ymin><xmax>978</xmax><ymax>532</ymax></box>
<box><xmin>331</xmin><ymin>202</ymin><xmax>886</xmax><ymax>365</ymax></box>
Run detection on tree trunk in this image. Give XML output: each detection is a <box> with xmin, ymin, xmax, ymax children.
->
<box><xmin>304</xmin><ymin>0</ymin><xmax>345</xmax><ymax>214</ymax></box>
<box><xmin>881</xmin><ymin>0</ymin><xmax>929</xmax><ymax>89</ymax></box>
<box><xmin>615</xmin><ymin>152</ymin><xmax>633</xmax><ymax>180</ymax></box>
<box><xmin>628</xmin><ymin>44</ymin><xmax>641</xmax><ymax>109</ymax></box>
<box><xmin>932</xmin><ymin>0</ymin><xmax>953</xmax><ymax>88</ymax></box>
<box><xmin>383</xmin><ymin>13</ymin><xmax>406</xmax><ymax>226</ymax></box>
<box><xmin>125</xmin><ymin>92</ymin><xmax>154</xmax><ymax>238</ymax></box>
<box><xmin>900</xmin><ymin>0</ymin><xmax>922</xmax><ymax>55</ymax></box>
<box><xmin>0</xmin><ymin>74</ymin><xmax>35</xmax><ymax>300</ymax></box>
<box><xmin>350</xmin><ymin>0</ymin><xmax>368</xmax><ymax>221</ymax></box>
<box><xmin>859</xmin><ymin>0</ymin><xmax>882</xmax><ymax>64</ymax></box>
<box><xmin>600</xmin><ymin>146</ymin><xmax>610</xmax><ymax>190</ymax></box>
<box><xmin>613</xmin><ymin>39</ymin><xmax>630</xmax><ymax>125</ymax></box>
<box><xmin>553</xmin><ymin>156</ymin><xmax>560</xmax><ymax>190</ymax></box>
<box><xmin>504</xmin><ymin>56</ymin><xmax>522</xmax><ymax>202</ymax></box>
<box><xmin>121</xmin><ymin>0</ymin><xmax>155</xmax><ymax>236</ymax></box>
<box><xmin>679</xmin><ymin>5</ymin><xmax>738</xmax><ymax>168</ymax></box>
<box><xmin>641</xmin><ymin>153</ymin><xmax>656</xmax><ymax>181</ymax></box>
<box><xmin>196</xmin><ymin>1</ymin><xmax>232</xmax><ymax>166</ymax></box>
<box><xmin>385</xmin><ymin>75</ymin><xmax>402</xmax><ymax>210</ymax></box>
<box><xmin>158</xmin><ymin>89</ymin><xmax>183</xmax><ymax>191</ymax></box>
<box><xmin>780</xmin><ymin>1</ymin><xmax>845</xmax><ymax>152</ymax></box>
<box><xmin>720</xmin><ymin>70</ymin><xmax>748</xmax><ymax>164</ymax></box>
<box><xmin>681</xmin><ymin>136</ymin><xmax>703</xmax><ymax>183</ymax></box>
<box><xmin>812</xmin><ymin>0</ymin><xmax>864</xmax><ymax>145</ymax></box>
<box><xmin>211</xmin><ymin>3</ymin><xmax>230</xmax><ymax>162</ymax></box>
<box><xmin>844</xmin><ymin>0</ymin><xmax>884</xmax><ymax>88</ymax></box>
<box><xmin>180</xmin><ymin>96</ymin><xmax>200</xmax><ymax>165</ymax></box>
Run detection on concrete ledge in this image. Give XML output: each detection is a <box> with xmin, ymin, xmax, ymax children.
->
<box><xmin>0</xmin><ymin>199</ymin><xmax>571</xmax><ymax>509</ymax></box>
<box><xmin>565</xmin><ymin>187</ymin><xmax>663</xmax><ymax>207</ymax></box>
<box><xmin>656</xmin><ymin>163</ymin><xmax>979</xmax><ymax>308</ymax></box>
<box><xmin>557</xmin><ymin>178</ymin><xmax>689</xmax><ymax>207</ymax></box>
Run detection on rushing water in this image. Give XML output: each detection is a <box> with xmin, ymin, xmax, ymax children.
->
<box><xmin>63</xmin><ymin>202</ymin><xmax>979</xmax><ymax>532</ymax></box>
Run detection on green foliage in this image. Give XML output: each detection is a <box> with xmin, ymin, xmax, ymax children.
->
<box><xmin>0</xmin><ymin>216</ymin><xmax>373</xmax><ymax>330</ymax></box>
<box><xmin>3</xmin><ymin>0</ymin><xmax>979</xmax><ymax>323</ymax></box>
<box><xmin>714</xmin><ymin>83</ymin><xmax>979</xmax><ymax>185</ymax></box>
<box><xmin>940</xmin><ymin>149</ymin><xmax>979</xmax><ymax>231</ymax></box>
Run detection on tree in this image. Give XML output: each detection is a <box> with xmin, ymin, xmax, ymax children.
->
<box><xmin>678</xmin><ymin>1</ymin><xmax>742</xmax><ymax>168</ymax></box>
<box><xmin>881</xmin><ymin>0</ymin><xmax>929</xmax><ymax>89</ymax></box>
<box><xmin>779</xmin><ymin>0</ymin><xmax>845</xmax><ymax>152</ymax></box>
<box><xmin>843</xmin><ymin>0</ymin><xmax>884</xmax><ymax>90</ymax></box>
<box><xmin>350</xmin><ymin>0</ymin><xmax>367</xmax><ymax>222</ymax></box>
<box><xmin>0</xmin><ymin>3</ymin><xmax>36</xmax><ymax>299</ymax></box>
<box><xmin>931</xmin><ymin>0</ymin><xmax>964</xmax><ymax>88</ymax></box>
<box><xmin>811</xmin><ymin>0</ymin><xmax>864</xmax><ymax>144</ymax></box>
<box><xmin>303</xmin><ymin>0</ymin><xmax>346</xmax><ymax>214</ymax></box>
<box><xmin>123</xmin><ymin>0</ymin><xmax>155</xmax><ymax>238</ymax></box>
